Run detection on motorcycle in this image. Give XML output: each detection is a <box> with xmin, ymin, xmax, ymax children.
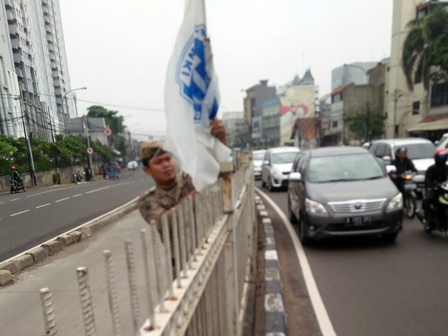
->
<box><xmin>10</xmin><ymin>179</ymin><xmax>26</xmax><ymax>194</ymax></box>
<box><xmin>416</xmin><ymin>181</ymin><xmax>448</xmax><ymax>238</ymax></box>
<box><xmin>76</xmin><ymin>171</ymin><xmax>83</xmax><ymax>183</ymax></box>
<box><xmin>401</xmin><ymin>171</ymin><xmax>417</xmax><ymax>219</ymax></box>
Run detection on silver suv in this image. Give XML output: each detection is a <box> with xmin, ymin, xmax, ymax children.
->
<box><xmin>261</xmin><ymin>147</ymin><xmax>300</xmax><ymax>191</ymax></box>
<box><xmin>288</xmin><ymin>147</ymin><xmax>403</xmax><ymax>245</ymax></box>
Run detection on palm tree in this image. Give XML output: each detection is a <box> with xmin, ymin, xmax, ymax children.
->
<box><xmin>402</xmin><ymin>2</ymin><xmax>448</xmax><ymax>90</ymax></box>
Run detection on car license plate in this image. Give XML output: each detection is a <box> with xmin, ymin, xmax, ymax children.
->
<box><xmin>346</xmin><ymin>216</ymin><xmax>372</xmax><ymax>226</ymax></box>
<box><xmin>404</xmin><ymin>184</ymin><xmax>417</xmax><ymax>190</ymax></box>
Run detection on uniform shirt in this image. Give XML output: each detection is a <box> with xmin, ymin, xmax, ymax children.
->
<box><xmin>138</xmin><ymin>173</ymin><xmax>195</xmax><ymax>237</ymax></box>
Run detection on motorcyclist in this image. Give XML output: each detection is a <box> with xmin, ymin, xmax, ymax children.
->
<box><xmin>422</xmin><ymin>148</ymin><xmax>448</xmax><ymax>228</ymax></box>
<box><xmin>10</xmin><ymin>166</ymin><xmax>23</xmax><ymax>186</ymax></box>
<box><xmin>390</xmin><ymin>147</ymin><xmax>417</xmax><ymax>202</ymax></box>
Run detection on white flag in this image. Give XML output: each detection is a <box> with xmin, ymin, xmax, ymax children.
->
<box><xmin>164</xmin><ymin>0</ymin><xmax>231</xmax><ymax>191</ymax></box>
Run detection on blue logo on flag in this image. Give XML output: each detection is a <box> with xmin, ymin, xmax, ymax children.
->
<box><xmin>176</xmin><ymin>25</ymin><xmax>218</xmax><ymax>123</ymax></box>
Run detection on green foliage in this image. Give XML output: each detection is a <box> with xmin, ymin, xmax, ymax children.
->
<box><xmin>114</xmin><ymin>135</ymin><xmax>127</xmax><ymax>157</ymax></box>
<box><xmin>348</xmin><ymin>112</ymin><xmax>386</xmax><ymax>142</ymax></box>
<box><xmin>232</xmin><ymin>131</ymin><xmax>252</xmax><ymax>149</ymax></box>
<box><xmin>0</xmin><ymin>134</ymin><xmax>111</xmax><ymax>176</ymax></box>
<box><xmin>402</xmin><ymin>2</ymin><xmax>448</xmax><ymax>90</ymax></box>
<box><xmin>86</xmin><ymin>105</ymin><xmax>125</xmax><ymax>135</ymax></box>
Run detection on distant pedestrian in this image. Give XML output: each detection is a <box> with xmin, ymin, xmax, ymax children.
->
<box><xmin>102</xmin><ymin>165</ymin><xmax>107</xmax><ymax>179</ymax></box>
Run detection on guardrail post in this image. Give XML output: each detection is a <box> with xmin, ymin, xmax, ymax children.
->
<box><xmin>189</xmin><ymin>196</ymin><xmax>198</xmax><ymax>261</ymax></box>
<box><xmin>171</xmin><ymin>209</ymin><xmax>182</xmax><ymax>289</ymax></box>
<box><xmin>103</xmin><ymin>250</ymin><xmax>123</xmax><ymax>336</ymax></box>
<box><xmin>141</xmin><ymin>229</ymin><xmax>156</xmax><ymax>330</ymax></box>
<box><xmin>183</xmin><ymin>201</ymin><xmax>193</xmax><ymax>270</ymax></box>
<box><xmin>77</xmin><ymin>267</ymin><xmax>96</xmax><ymax>336</ymax></box>
<box><xmin>161</xmin><ymin>214</ymin><xmax>174</xmax><ymax>298</ymax></box>
<box><xmin>177</xmin><ymin>206</ymin><xmax>188</xmax><ymax>278</ymax></box>
<box><xmin>124</xmin><ymin>240</ymin><xmax>140</xmax><ymax>332</ymax></box>
<box><xmin>40</xmin><ymin>288</ymin><xmax>58</xmax><ymax>336</ymax></box>
<box><xmin>150</xmin><ymin>221</ymin><xmax>165</xmax><ymax>313</ymax></box>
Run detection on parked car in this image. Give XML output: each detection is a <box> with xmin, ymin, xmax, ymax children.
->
<box><xmin>127</xmin><ymin>160</ymin><xmax>138</xmax><ymax>171</ymax></box>
<box><xmin>436</xmin><ymin>133</ymin><xmax>448</xmax><ymax>148</ymax></box>
<box><xmin>261</xmin><ymin>147</ymin><xmax>300</xmax><ymax>191</ymax></box>
<box><xmin>253</xmin><ymin>150</ymin><xmax>266</xmax><ymax>180</ymax></box>
<box><xmin>369</xmin><ymin>138</ymin><xmax>436</xmax><ymax>195</ymax></box>
<box><xmin>287</xmin><ymin>147</ymin><xmax>403</xmax><ymax>245</ymax></box>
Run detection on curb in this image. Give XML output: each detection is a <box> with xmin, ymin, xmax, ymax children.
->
<box><xmin>0</xmin><ymin>195</ymin><xmax>141</xmax><ymax>286</ymax></box>
<box><xmin>255</xmin><ymin>195</ymin><xmax>287</xmax><ymax>336</ymax></box>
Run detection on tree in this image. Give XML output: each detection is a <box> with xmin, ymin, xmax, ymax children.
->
<box><xmin>348</xmin><ymin>112</ymin><xmax>386</xmax><ymax>141</ymax></box>
<box><xmin>402</xmin><ymin>2</ymin><xmax>448</xmax><ymax>90</ymax></box>
<box><xmin>86</xmin><ymin>105</ymin><xmax>125</xmax><ymax>135</ymax></box>
<box><xmin>232</xmin><ymin>131</ymin><xmax>251</xmax><ymax>149</ymax></box>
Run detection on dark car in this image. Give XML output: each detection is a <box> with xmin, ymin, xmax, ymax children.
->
<box><xmin>288</xmin><ymin>147</ymin><xmax>403</xmax><ymax>245</ymax></box>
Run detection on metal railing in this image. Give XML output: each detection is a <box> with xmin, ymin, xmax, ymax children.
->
<box><xmin>39</xmin><ymin>151</ymin><xmax>256</xmax><ymax>336</ymax></box>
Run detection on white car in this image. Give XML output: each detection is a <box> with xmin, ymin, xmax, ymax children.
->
<box><xmin>261</xmin><ymin>147</ymin><xmax>300</xmax><ymax>191</ymax></box>
<box><xmin>436</xmin><ymin>133</ymin><xmax>448</xmax><ymax>149</ymax></box>
<box><xmin>253</xmin><ymin>150</ymin><xmax>266</xmax><ymax>180</ymax></box>
<box><xmin>127</xmin><ymin>160</ymin><xmax>138</xmax><ymax>170</ymax></box>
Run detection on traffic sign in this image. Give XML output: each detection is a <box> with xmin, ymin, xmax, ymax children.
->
<box><xmin>103</xmin><ymin>127</ymin><xmax>112</xmax><ymax>137</ymax></box>
<box><xmin>87</xmin><ymin>147</ymin><xmax>94</xmax><ymax>155</ymax></box>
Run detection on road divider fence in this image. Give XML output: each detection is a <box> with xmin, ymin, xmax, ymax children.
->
<box><xmin>37</xmin><ymin>151</ymin><xmax>257</xmax><ymax>336</ymax></box>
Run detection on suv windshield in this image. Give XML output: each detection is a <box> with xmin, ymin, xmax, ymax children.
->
<box><xmin>401</xmin><ymin>143</ymin><xmax>435</xmax><ymax>160</ymax></box>
<box><xmin>253</xmin><ymin>152</ymin><xmax>265</xmax><ymax>160</ymax></box>
<box><xmin>272</xmin><ymin>152</ymin><xmax>298</xmax><ymax>164</ymax></box>
<box><xmin>309</xmin><ymin>154</ymin><xmax>384</xmax><ymax>183</ymax></box>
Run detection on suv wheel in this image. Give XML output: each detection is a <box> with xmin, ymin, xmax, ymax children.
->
<box><xmin>298</xmin><ymin>215</ymin><xmax>312</xmax><ymax>246</ymax></box>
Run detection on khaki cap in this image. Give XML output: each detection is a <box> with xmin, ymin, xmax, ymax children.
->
<box><xmin>139</xmin><ymin>140</ymin><xmax>163</xmax><ymax>160</ymax></box>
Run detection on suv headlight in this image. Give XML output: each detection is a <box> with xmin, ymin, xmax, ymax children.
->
<box><xmin>271</xmin><ymin>167</ymin><xmax>283</xmax><ymax>179</ymax></box>
<box><xmin>305</xmin><ymin>198</ymin><xmax>328</xmax><ymax>215</ymax></box>
<box><xmin>387</xmin><ymin>193</ymin><xmax>403</xmax><ymax>213</ymax></box>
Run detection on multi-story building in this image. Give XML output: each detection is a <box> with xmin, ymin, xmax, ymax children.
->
<box><xmin>5</xmin><ymin>0</ymin><xmax>73</xmax><ymax>139</ymax></box>
<box><xmin>278</xmin><ymin>69</ymin><xmax>320</xmax><ymax>148</ymax></box>
<box><xmin>262</xmin><ymin>98</ymin><xmax>280</xmax><ymax>147</ymax></box>
<box><xmin>328</xmin><ymin>62</ymin><xmax>388</xmax><ymax>145</ymax></box>
<box><xmin>222</xmin><ymin>112</ymin><xmax>247</xmax><ymax>148</ymax></box>
<box><xmin>0</xmin><ymin>0</ymin><xmax>22</xmax><ymax>138</ymax></box>
<box><xmin>387</xmin><ymin>0</ymin><xmax>448</xmax><ymax>140</ymax></box>
<box><xmin>332</xmin><ymin>62</ymin><xmax>378</xmax><ymax>91</ymax></box>
<box><xmin>243</xmin><ymin>80</ymin><xmax>276</xmax><ymax>144</ymax></box>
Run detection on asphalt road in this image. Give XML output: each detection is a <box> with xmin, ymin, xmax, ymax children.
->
<box><xmin>257</xmin><ymin>181</ymin><xmax>448</xmax><ymax>336</ymax></box>
<box><xmin>0</xmin><ymin>169</ymin><xmax>153</xmax><ymax>262</ymax></box>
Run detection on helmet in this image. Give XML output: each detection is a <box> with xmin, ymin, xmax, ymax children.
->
<box><xmin>11</xmin><ymin>166</ymin><xmax>16</xmax><ymax>170</ymax></box>
<box><xmin>434</xmin><ymin>148</ymin><xmax>448</xmax><ymax>164</ymax></box>
<box><xmin>396</xmin><ymin>147</ymin><xmax>408</xmax><ymax>154</ymax></box>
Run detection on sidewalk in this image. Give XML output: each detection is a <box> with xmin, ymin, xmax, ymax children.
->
<box><xmin>0</xmin><ymin>210</ymin><xmax>150</xmax><ymax>336</ymax></box>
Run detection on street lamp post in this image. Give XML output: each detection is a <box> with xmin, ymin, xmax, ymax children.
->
<box><xmin>344</xmin><ymin>64</ymin><xmax>370</xmax><ymax>143</ymax></box>
<box><xmin>62</xmin><ymin>87</ymin><xmax>87</xmax><ymax>127</ymax></box>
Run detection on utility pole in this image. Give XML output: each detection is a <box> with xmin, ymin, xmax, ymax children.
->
<box><xmin>392</xmin><ymin>89</ymin><xmax>403</xmax><ymax>138</ymax></box>
<box><xmin>84</xmin><ymin>116</ymin><xmax>93</xmax><ymax>177</ymax></box>
<box><xmin>16</xmin><ymin>96</ymin><xmax>37</xmax><ymax>186</ymax></box>
<box><xmin>49</xmin><ymin>117</ymin><xmax>60</xmax><ymax>184</ymax></box>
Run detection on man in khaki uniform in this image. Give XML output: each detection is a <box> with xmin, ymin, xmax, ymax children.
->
<box><xmin>138</xmin><ymin>120</ymin><xmax>227</xmax><ymax>238</ymax></box>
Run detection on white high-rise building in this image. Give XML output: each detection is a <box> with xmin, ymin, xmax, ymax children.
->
<box><xmin>4</xmin><ymin>0</ymin><xmax>73</xmax><ymax>139</ymax></box>
<box><xmin>0</xmin><ymin>0</ymin><xmax>22</xmax><ymax>138</ymax></box>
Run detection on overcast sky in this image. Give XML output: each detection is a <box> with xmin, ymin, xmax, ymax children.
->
<box><xmin>60</xmin><ymin>0</ymin><xmax>393</xmax><ymax>139</ymax></box>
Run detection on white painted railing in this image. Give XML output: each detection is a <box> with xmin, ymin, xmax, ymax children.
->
<box><xmin>39</xmin><ymin>151</ymin><xmax>256</xmax><ymax>336</ymax></box>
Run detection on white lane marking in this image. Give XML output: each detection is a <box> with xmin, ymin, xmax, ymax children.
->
<box><xmin>10</xmin><ymin>198</ymin><xmax>20</xmax><ymax>202</ymax></box>
<box><xmin>55</xmin><ymin>197</ymin><xmax>70</xmax><ymax>203</ymax></box>
<box><xmin>10</xmin><ymin>210</ymin><xmax>30</xmax><ymax>217</ymax></box>
<box><xmin>256</xmin><ymin>187</ymin><xmax>337</xmax><ymax>336</ymax></box>
<box><xmin>85</xmin><ymin>183</ymin><xmax>125</xmax><ymax>194</ymax></box>
<box><xmin>73</xmin><ymin>194</ymin><xmax>82</xmax><ymax>198</ymax></box>
<box><xmin>26</xmin><ymin>185</ymin><xmax>80</xmax><ymax>198</ymax></box>
<box><xmin>36</xmin><ymin>203</ymin><xmax>51</xmax><ymax>209</ymax></box>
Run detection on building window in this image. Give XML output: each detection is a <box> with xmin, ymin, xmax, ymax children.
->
<box><xmin>332</xmin><ymin>121</ymin><xmax>338</xmax><ymax>128</ymax></box>
<box><xmin>431</xmin><ymin>83</ymin><xmax>448</xmax><ymax>108</ymax></box>
<box><xmin>412</xmin><ymin>101</ymin><xmax>420</xmax><ymax>115</ymax></box>
<box><xmin>414</xmin><ymin>68</ymin><xmax>422</xmax><ymax>84</ymax></box>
